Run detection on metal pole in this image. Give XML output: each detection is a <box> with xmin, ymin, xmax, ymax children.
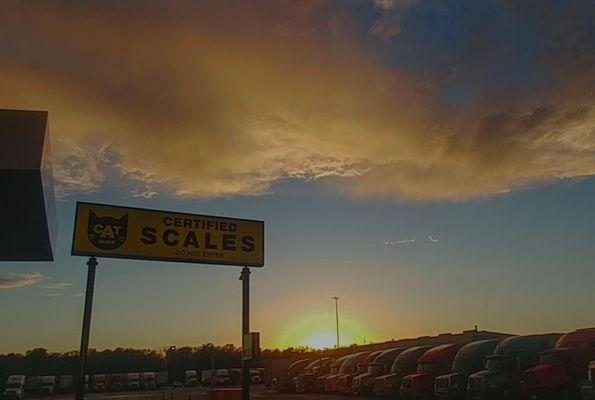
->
<box><xmin>76</xmin><ymin>256</ymin><xmax>98</xmax><ymax>400</ymax></box>
<box><xmin>240</xmin><ymin>267</ymin><xmax>250</xmax><ymax>400</ymax></box>
<box><xmin>332</xmin><ymin>297</ymin><xmax>340</xmax><ymax>348</ymax></box>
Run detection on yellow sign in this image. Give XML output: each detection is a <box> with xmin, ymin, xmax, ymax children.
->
<box><xmin>72</xmin><ymin>202</ymin><xmax>264</xmax><ymax>267</ymax></box>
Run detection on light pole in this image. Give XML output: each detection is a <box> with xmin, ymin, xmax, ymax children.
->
<box><xmin>332</xmin><ymin>296</ymin><xmax>340</xmax><ymax>348</ymax></box>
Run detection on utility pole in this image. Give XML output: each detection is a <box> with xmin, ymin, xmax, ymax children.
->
<box><xmin>332</xmin><ymin>296</ymin><xmax>340</xmax><ymax>348</ymax></box>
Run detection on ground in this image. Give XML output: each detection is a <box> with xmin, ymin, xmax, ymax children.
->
<box><xmin>32</xmin><ymin>386</ymin><xmax>375</xmax><ymax>400</ymax></box>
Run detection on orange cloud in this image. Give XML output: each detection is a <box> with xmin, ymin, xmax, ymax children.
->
<box><xmin>0</xmin><ymin>1</ymin><xmax>593</xmax><ymax>201</ymax></box>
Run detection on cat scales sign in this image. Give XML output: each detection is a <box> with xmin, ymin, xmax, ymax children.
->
<box><xmin>72</xmin><ymin>202</ymin><xmax>264</xmax><ymax>267</ymax></box>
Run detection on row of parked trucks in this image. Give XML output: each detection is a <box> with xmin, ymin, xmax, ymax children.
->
<box><xmin>183</xmin><ymin>368</ymin><xmax>264</xmax><ymax>387</ymax></box>
<box><xmin>3</xmin><ymin>372</ymin><xmax>165</xmax><ymax>399</ymax></box>
<box><xmin>278</xmin><ymin>327</ymin><xmax>595</xmax><ymax>399</ymax></box>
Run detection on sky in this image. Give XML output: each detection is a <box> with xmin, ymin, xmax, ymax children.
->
<box><xmin>1</xmin><ymin>0</ymin><xmax>595</xmax><ymax>353</ymax></box>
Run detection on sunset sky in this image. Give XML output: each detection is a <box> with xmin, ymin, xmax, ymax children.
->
<box><xmin>1</xmin><ymin>0</ymin><xmax>594</xmax><ymax>353</ymax></box>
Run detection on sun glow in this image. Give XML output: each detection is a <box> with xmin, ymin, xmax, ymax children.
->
<box><xmin>274</xmin><ymin>313</ymin><xmax>374</xmax><ymax>350</ymax></box>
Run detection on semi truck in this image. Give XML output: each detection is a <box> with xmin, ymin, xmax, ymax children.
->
<box><xmin>108</xmin><ymin>374</ymin><xmax>124</xmax><ymax>391</ymax></box>
<box><xmin>400</xmin><ymin>343</ymin><xmax>464</xmax><ymax>399</ymax></box>
<box><xmin>434</xmin><ymin>339</ymin><xmax>500</xmax><ymax>399</ymax></box>
<box><xmin>57</xmin><ymin>375</ymin><xmax>73</xmax><ymax>393</ymax></box>
<box><xmin>40</xmin><ymin>376</ymin><xmax>56</xmax><ymax>395</ymax></box>
<box><xmin>581</xmin><ymin>361</ymin><xmax>595</xmax><ymax>400</ymax></box>
<box><xmin>325</xmin><ymin>352</ymin><xmax>366</xmax><ymax>392</ymax></box>
<box><xmin>185</xmin><ymin>370</ymin><xmax>198</xmax><ymax>387</ymax></box>
<box><xmin>294</xmin><ymin>358</ymin><xmax>332</xmax><ymax>393</ymax></box>
<box><xmin>336</xmin><ymin>351</ymin><xmax>376</xmax><ymax>394</ymax></box>
<box><xmin>142</xmin><ymin>372</ymin><xmax>157</xmax><ymax>389</ymax></box>
<box><xmin>276</xmin><ymin>359</ymin><xmax>311</xmax><ymax>392</ymax></box>
<box><xmin>92</xmin><ymin>374</ymin><xmax>106</xmax><ymax>392</ymax></box>
<box><xmin>467</xmin><ymin>333</ymin><xmax>561</xmax><ymax>400</ymax></box>
<box><xmin>522</xmin><ymin>327</ymin><xmax>595</xmax><ymax>399</ymax></box>
<box><xmin>3</xmin><ymin>375</ymin><xmax>26</xmax><ymax>400</ymax></box>
<box><xmin>352</xmin><ymin>347</ymin><xmax>406</xmax><ymax>395</ymax></box>
<box><xmin>314</xmin><ymin>355</ymin><xmax>350</xmax><ymax>393</ymax></box>
<box><xmin>373</xmin><ymin>346</ymin><xmax>433</xmax><ymax>397</ymax></box>
<box><xmin>126</xmin><ymin>373</ymin><xmax>140</xmax><ymax>390</ymax></box>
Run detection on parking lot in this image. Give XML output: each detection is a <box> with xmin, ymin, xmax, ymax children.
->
<box><xmin>30</xmin><ymin>387</ymin><xmax>375</xmax><ymax>400</ymax></box>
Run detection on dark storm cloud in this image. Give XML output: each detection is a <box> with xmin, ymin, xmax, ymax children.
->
<box><xmin>0</xmin><ymin>0</ymin><xmax>593</xmax><ymax>201</ymax></box>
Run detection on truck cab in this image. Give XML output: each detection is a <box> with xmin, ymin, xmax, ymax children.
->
<box><xmin>400</xmin><ymin>343</ymin><xmax>464</xmax><ymax>399</ymax></box>
<box><xmin>374</xmin><ymin>346</ymin><xmax>433</xmax><ymax>397</ymax></box>
<box><xmin>4</xmin><ymin>375</ymin><xmax>26</xmax><ymax>400</ymax></box>
<box><xmin>185</xmin><ymin>370</ymin><xmax>198</xmax><ymax>387</ymax></box>
<box><xmin>320</xmin><ymin>355</ymin><xmax>351</xmax><ymax>393</ymax></box>
<box><xmin>108</xmin><ymin>374</ymin><xmax>123</xmax><ymax>391</ymax></box>
<box><xmin>127</xmin><ymin>373</ymin><xmax>140</xmax><ymax>390</ymax></box>
<box><xmin>277</xmin><ymin>359</ymin><xmax>311</xmax><ymax>392</ymax></box>
<box><xmin>294</xmin><ymin>358</ymin><xmax>331</xmax><ymax>393</ymax></box>
<box><xmin>581</xmin><ymin>361</ymin><xmax>595</xmax><ymax>400</ymax></box>
<box><xmin>142</xmin><ymin>372</ymin><xmax>157</xmax><ymax>389</ymax></box>
<box><xmin>522</xmin><ymin>327</ymin><xmax>595</xmax><ymax>399</ymax></box>
<box><xmin>40</xmin><ymin>376</ymin><xmax>56</xmax><ymax>395</ymax></box>
<box><xmin>467</xmin><ymin>334</ymin><xmax>561</xmax><ymax>400</ymax></box>
<box><xmin>214</xmin><ymin>369</ymin><xmax>231</xmax><ymax>386</ymax></box>
<box><xmin>434</xmin><ymin>339</ymin><xmax>500</xmax><ymax>399</ymax></box>
<box><xmin>92</xmin><ymin>374</ymin><xmax>106</xmax><ymax>392</ymax></box>
<box><xmin>353</xmin><ymin>347</ymin><xmax>405</xmax><ymax>395</ymax></box>
<box><xmin>336</xmin><ymin>351</ymin><xmax>374</xmax><ymax>394</ymax></box>
<box><xmin>325</xmin><ymin>352</ymin><xmax>364</xmax><ymax>392</ymax></box>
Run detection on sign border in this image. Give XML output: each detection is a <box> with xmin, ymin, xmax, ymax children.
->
<box><xmin>71</xmin><ymin>201</ymin><xmax>265</xmax><ymax>268</ymax></box>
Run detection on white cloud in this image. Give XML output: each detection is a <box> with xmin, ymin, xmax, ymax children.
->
<box><xmin>428</xmin><ymin>235</ymin><xmax>439</xmax><ymax>243</ymax></box>
<box><xmin>43</xmin><ymin>282</ymin><xmax>74</xmax><ymax>290</ymax></box>
<box><xmin>45</xmin><ymin>293</ymin><xmax>63</xmax><ymax>297</ymax></box>
<box><xmin>397</xmin><ymin>237</ymin><xmax>416</xmax><ymax>244</ymax></box>
<box><xmin>0</xmin><ymin>272</ymin><xmax>44</xmax><ymax>290</ymax></box>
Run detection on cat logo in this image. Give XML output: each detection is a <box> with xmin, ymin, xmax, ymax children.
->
<box><xmin>87</xmin><ymin>210</ymin><xmax>129</xmax><ymax>250</ymax></box>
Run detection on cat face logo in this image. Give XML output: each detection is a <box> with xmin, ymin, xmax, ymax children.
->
<box><xmin>87</xmin><ymin>210</ymin><xmax>129</xmax><ymax>250</ymax></box>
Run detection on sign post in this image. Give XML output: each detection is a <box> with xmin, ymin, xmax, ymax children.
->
<box><xmin>71</xmin><ymin>202</ymin><xmax>264</xmax><ymax>400</ymax></box>
<box><xmin>240</xmin><ymin>267</ymin><xmax>250</xmax><ymax>400</ymax></box>
<box><xmin>76</xmin><ymin>256</ymin><xmax>98</xmax><ymax>400</ymax></box>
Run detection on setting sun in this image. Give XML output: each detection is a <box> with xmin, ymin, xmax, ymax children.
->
<box><xmin>274</xmin><ymin>313</ymin><xmax>376</xmax><ymax>350</ymax></box>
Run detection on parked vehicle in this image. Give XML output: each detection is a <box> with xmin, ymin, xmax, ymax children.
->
<box><xmin>126</xmin><ymin>373</ymin><xmax>140</xmax><ymax>390</ymax></box>
<box><xmin>581</xmin><ymin>361</ymin><xmax>595</xmax><ymax>400</ymax></box>
<box><xmin>353</xmin><ymin>347</ymin><xmax>406</xmax><ymax>395</ymax></box>
<box><xmin>229</xmin><ymin>369</ymin><xmax>242</xmax><ymax>385</ymax></box>
<box><xmin>142</xmin><ymin>372</ymin><xmax>157</xmax><ymax>389</ymax></box>
<box><xmin>24</xmin><ymin>376</ymin><xmax>42</xmax><ymax>396</ymax></box>
<box><xmin>467</xmin><ymin>334</ymin><xmax>561</xmax><ymax>400</ymax></box>
<box><xmin>40</xmin><ymin>376</ymin><xmax>56</xmax><ymax>395</ymax></box>
<box><xmin>92</xmin><ymin>374</ymin><xmax>106</xmax><ymax>392</ymax></box>
<box><xmin>325</xmin><ymin>352</ymin><xmax>367</xmax><ymax>392</ymax></box>
<box><xmin>3</xmin><ymin>375</ymin><xmax>26</xmax><ymax>400</ymax></box>
<box><xmin>277</xmin><ymin>359</ymin><xmax>311</xmax><ymax>392</ymax></box>
<box><xmin>294</xmin><ymin>358</ymin><xmax>332</xmax><ymax>393</ymax></box>
<box><xmin>156</xmin><ymin>372</ymin><xmax>168</xmax><ymax>387</ymax></box>
<box><xmin>374</xmin><ymin>346</ymin><xmax>433</xmax><ymax>397</ymax></box>
<box><xmin>214</xmin><ymin>369</ymin><xmax>231</xmax><ymax>386</ymax></box>
<box><xmin>400</xmin><ymin>343</ymin><xmax>464</xmax><ymax>399</ymax></box>
<box><xmin>249</xmin><ymin>368</ymin><xmax>262</xmax><ymax>384</ymax></box>
<box><xmin>522</xmin><ymin>328</ymin><xmax>595</xmax><ymax>399</ymax></box>
<box><xmin>434</xmin><ymin>339</ymin><xmax>500</xmax><ymax>399</ymax></box>
<box><xmin>58</xmin><ymin>375</ymin><xmax>73</xmax><ymax>393</ymax></box>
<box><xmin>315</xmin><ymin>356</ymin><xmax>351</xmax><ymax>393</ymax></box>
<box><xmin>336</xmin><ymin>351</ymin><xmax>375</xmax><ymax>393</ymax></box>
<box><xmin>185</xmin><ymin>370</ymin><xmax>198</xmax><ymax>387</ymax></box>
<box><xmin>108</xmin><ymin>374</ymin><xmax>123</xmax><ymax>391</ymax></box>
